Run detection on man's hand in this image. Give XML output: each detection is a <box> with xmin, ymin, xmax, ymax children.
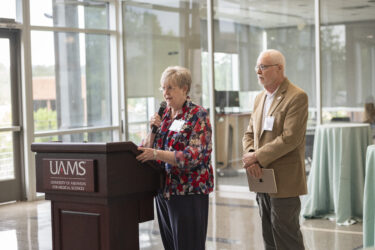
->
<box><xmin>242</xmin><ymin>152</ymin><xmax>257</xmax><ymax>168</ymax></box>
<box><xmin>245</xmin><ymin>163</ymin><xmax>263</xmax><ymax>179</ymax></box>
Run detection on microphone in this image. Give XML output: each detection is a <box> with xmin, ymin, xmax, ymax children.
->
<box><xmin>152</xmin><ymin>101</ymin><xmax>167</xmax><ymax>133</ymax></box>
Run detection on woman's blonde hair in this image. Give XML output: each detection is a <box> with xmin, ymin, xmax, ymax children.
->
<box><xmin>160</xmin><ymin>66</ymin><xmax>191</xmax><ymax>94</ymax></box>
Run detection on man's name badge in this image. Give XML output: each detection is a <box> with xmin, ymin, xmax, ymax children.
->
<box><xmin>264</xmin><ymin>116</ymin><xmax>274</xmax><ymax>131</ymax></box>
<box><xmin>170</xmin><ymin>119</ymin><xmax>185</xmax><ymax>132</ymax></box>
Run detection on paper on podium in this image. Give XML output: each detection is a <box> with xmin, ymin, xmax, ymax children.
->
<box><xmin>246</xmin><ymin>168</ymin><xmax>277</xmax><ymax>193</ymax></box>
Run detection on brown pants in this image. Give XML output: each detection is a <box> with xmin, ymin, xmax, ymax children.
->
<box><xmin>256</xmin><ymin>193</ymin><xmax>305</xmax><ymax>250</ymax></box>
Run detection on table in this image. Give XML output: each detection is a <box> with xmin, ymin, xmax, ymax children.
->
<box><xmin>215</xmin><ymin>113</ymin><xmax>250</xmax><ymax>171</ymax></box>
<box><xmin>364</xmin><ymin>145</ymin><xmax>375</xmax><ymax>247</ymax></box>
<box><xmin>302</xmin><ymin>123</ymin><xmax>372</xmax><ymax>225</ymax></box>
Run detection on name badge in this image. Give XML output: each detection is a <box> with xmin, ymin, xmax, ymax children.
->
<box><xmin>169</xmin><ymin>119</ymin><xmax>185</xmax><ymax>132</ymax></box>
<box><xmin>264</xmin><ymin>116</ymin><xmax>274</xmax><ymax>131</ymax></box>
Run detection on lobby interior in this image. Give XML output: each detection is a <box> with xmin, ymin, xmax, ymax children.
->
<box><xmin>0</xmin><ymin>0</ymin><xmax>375</xmax><ymax>249</ymax></box>
<box><xmin>0</xmin><ymin>191</ymin><xmax>365</xmax><ymax>250</ymax></box>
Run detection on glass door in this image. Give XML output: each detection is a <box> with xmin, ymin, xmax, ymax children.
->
<box><xmin>213</xmin><ymin>0</ymin><xmax>316</xmax><ymax>189</ymax></box>
<box><xmin>0</xmin><ymin>29</ymin><xmax>23</xmax><ymax>202</ymax></box>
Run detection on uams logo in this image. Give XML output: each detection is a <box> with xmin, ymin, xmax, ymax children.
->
<box><xmin>49</xmin><ymin>160</ymin><xmax>87</xmax><ymax>176</ymax></box>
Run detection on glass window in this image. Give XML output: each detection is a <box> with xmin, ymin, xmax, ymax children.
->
<box><xmin>127</xmin><ymin>97</ymin><xmax>155</xmax><ymax>145</ymax></box>
<box><xmin>30</xmin><ymin>0</ymin><xmax>110</xmax><ymax>30</ymax></box>
<box><xmin>123</xmin><ymin>0</ymin><xmax>208</xmax><ymax>144</ymax></box>
<box><xmin>0</xmin><ymin>38</ymin><xmax>12</xmax><ymax>127</ymax></box>
<box><xmin>213</xmin><ymin>0</ymin><xmax>316</xmax><ymax>187</ymax></box>
<box><xmin>0</xmin><ymin>38</ymin><xmax>15</xmax><ymax>181</ymax></box>
<box><xmin>0</xmin><ymin>133</ymin><xmax>15</xmax><ymax>181</ymax></box>
<box><xmin>321</xmin><ymin>1</ymin><xmax>375</xmax><ymax>124</ymax></box>
<box><xmin>125</xmin><ymin>0</ymin><xmax>181</xmax><ymax>9</ymax></box>
<box><xmin>128</xmin><ymin>123</ymin><xmax>148</xmax><ymax>145</ymax></box>
<box><xmin>0</xmin><ymin>1</ymin><xmax>17</xmax><ymax>20</ymax></box>
<box><xmin>127</xmin><ymin>97</ymin><xmax>155</xmax><ymax>123</ymax></box>
<box><xmin>35</xmin><ymin>130</ymin><xmax>113</xmax><ymax>143</ymax></box>
<box><xmin>31</xmin><ymin>31</ymin><xmax>113</xmax><ymax>142</ymax></box>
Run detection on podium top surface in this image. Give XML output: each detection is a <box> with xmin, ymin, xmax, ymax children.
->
<box><xmin>31</xmin><ymin>141</ymin><xmax>139</xmax><ymax>154</ymax></box>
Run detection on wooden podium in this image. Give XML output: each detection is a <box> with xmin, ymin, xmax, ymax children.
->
<box><xmin>31</xmin><ymin>141</ymin><xmax>163</xmax><ymax>250</ymax></box>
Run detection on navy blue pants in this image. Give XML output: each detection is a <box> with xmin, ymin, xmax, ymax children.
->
<box><xmin>155</xmin><ymin>193</ymin><xmax>209</xmax><ymax>250</ymax></box>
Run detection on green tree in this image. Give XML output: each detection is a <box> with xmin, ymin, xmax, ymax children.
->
<box><xmin>34</xmin><ymin>108</ymin><xmax>58</xmax><ymax>142</ymax></box>
<box><xmin>32</xmin><ymin>65</ymin><xmax>55</xmax><ymax>77</ymax></box>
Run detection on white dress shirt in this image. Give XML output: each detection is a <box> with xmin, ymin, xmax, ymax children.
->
<box><xmin>262</xmin><ymin>88</ymin><xmax>279</xmax><ymax>130</ymax></box>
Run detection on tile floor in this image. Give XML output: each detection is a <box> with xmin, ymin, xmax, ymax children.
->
<box><xmin>0</xmin><ymin>191</ymin><xmax>364</xmax><ymax>250</ymax></box>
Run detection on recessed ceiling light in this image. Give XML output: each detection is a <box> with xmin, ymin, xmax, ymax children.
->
<box><xmin>367</xmin><ymin>35</ymin><xmax>374</xmax><ymax>39</ymax></box>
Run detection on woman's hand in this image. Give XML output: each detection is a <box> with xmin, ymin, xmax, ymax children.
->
<box><xmin>136</xmin><ymin>147</ymin><xmax>155</xmax><ymax>163</ymax></box>
<box><xmin>150</xmin><ymin>113</ymin><xmax>162</xmax><ymax>130</ymax></box>
<box><xmin>136</xmin><ymin>147</ymin><xmax>177</xmax><ymax>165</ymax></box>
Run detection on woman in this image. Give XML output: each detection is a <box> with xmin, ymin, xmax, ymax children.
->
<box><xmin>136</xmin><ymin>66</ymin><xmax>214</xmax><ymax>250</ymax></box>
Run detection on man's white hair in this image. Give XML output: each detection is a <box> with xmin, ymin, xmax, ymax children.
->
<box><xmin>259</xmin><ymin>49</ymin><xmax>286</xmax><ymax>76</ymax></box>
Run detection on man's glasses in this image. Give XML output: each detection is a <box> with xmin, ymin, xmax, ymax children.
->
<box><xmin>254</xmin><ymin>64</ymin><xmax>278</xmax><ymax>72</ymax></box>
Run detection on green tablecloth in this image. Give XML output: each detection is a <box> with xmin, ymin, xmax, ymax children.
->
<box><xmin>364</xmin><ymin>145</ymin><xmax>375</xmax><ymax>247</ymax></box>
<box><xmin>302</xmin><ymin>123</ymin><xmax>372</xmax><ymax>225</ymax></box>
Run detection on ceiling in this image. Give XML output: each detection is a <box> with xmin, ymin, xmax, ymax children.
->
<box><xmin>125</xmin><ymin>0</ymin><xmax>375</xmax><ymax>29</ymax></box>
<box><xmin>213</xmin><ymin>0</ymin><xmax>375</xmax><ymax>28</ymax></box>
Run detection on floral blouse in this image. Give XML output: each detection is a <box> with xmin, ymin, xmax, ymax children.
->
<box><xmin>153</xmin><ymin>98</ymin><xmax>214</xmax><ymax>199</ymax></box>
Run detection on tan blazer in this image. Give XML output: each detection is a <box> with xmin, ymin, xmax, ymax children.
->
<box><xmin>243</xmin><ymin>78</ymin><xmax>308</xmax><ymax>198</ymax></box>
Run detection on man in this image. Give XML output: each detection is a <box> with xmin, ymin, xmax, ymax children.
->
<box><xmin>242</xmin><ymin>49</ymin><xmax>308</xmax><ymax>250</ymax></box>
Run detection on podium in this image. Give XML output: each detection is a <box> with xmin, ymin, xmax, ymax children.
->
<box><xmin>31</xmin><ymin>141</ymin><xmax>163</xmax><ymax>250</ymax></box>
